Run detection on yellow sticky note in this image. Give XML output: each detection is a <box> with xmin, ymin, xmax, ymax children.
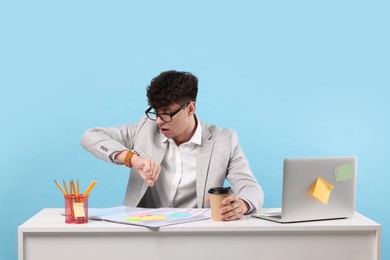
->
<box><xmin>73</xmin><ymin>203</ymin><xmax>85</xmax><ymax>217</ymax></box>
<box><xmin>125</xmin><ymin>217</ymin><xmax>142</xmax><ymax>222</ymax></box>
<box><xmin>310</xmin><ymin>177</ymin><xmax>334</xmax><ymax>205</ymax></box>
<box><xmin>142</xmin><ymin>215</ymin><xmax>167</xmax><ymax>221</ymax></box>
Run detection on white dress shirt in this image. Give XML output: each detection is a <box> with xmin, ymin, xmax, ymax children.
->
<box><xmin>154</xmin><ymin>120</ymin><xmax>202</xmax><ymax>208</ymax></box>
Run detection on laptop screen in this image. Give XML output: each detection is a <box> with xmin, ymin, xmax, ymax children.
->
<box><xmin>280</xmin><ymin>156</ymin><xmax>357</xmax><ymax>222</ymax></box>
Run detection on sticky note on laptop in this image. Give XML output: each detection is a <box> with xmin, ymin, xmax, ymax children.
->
<box><xmin>310</xmin><ymin>177</ymin><xmax>334</xmax><ymax>205</ymax></box>
<box><xmin>335</xmin><ymin>164</ymin><xmax>354</xmax><ymax>181</ymax></box>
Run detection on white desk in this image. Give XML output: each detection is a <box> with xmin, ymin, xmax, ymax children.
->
<box><xmin>18</xmin><ymin>208</ymin><xmax>381</xmax><ymax>260</ymax></box>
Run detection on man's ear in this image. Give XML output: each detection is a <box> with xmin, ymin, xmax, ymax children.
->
<box><xmin>188</xmin><ymin>102</ymin><xmax>196</xmax><ymax>116</ymax></box>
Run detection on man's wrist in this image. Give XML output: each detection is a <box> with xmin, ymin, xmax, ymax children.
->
<box><xmin>124</xmin><ymin>150</ymin><xmax>134</xmax><ymax>167</ymax></box>
<box><xmin>124</xmin><ymin>150</ymin><xmax>140</xmax><ymax>168</ymax></box>
<box><xmin>130</xmin><ymin>153</ymin><xmax>139</xmax><ymax>168</ymax></box>
<box><xmin>240</xmin><ymin>198</ymin><xmax>253</xmax><ymax>214</ymax></box>
<box><xmin>113</xmin><ymin>151</ymin><xmax>127</xmax><ymax>164</ymax></box>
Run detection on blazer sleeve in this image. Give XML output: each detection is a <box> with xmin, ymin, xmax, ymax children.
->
<box><xmin>80</xmin><ymin>117</ymin><xmax>148</xmax><ymax>164</ymax></box>
<box><xmin>226</xmin><ymin>131</ymin><xmax>264</xmax><ymax>211</ymax></box>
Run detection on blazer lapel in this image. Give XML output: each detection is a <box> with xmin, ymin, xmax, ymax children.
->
<box><xmin>151</xmin><ymin>129</ymin><xmax>168</xmax><ymax>164</ymax></box>
<box><xmin>196</xmin><ymin>125</ymin><xmax>214</xmax><ymax>208</ymax></box>
<box><xmin>133</xmin><ymin>127</ymin><xmax>167</xmax><ymax>205</ymax></box>
<box><xmin>141</xmin><ymin>129</ymin><xmax>167</xmax><ymax>193</ymax></box>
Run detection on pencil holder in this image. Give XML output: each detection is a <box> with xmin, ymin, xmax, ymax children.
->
<box><xmin>64</xmin><ymin>195</ymin><xmax>88</xmax><ymax>224</ymax></box>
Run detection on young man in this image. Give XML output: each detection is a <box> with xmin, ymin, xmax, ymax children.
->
<box><xmin>80</xmin><ymin>70</ymin><xmax>264</xmax><ymax>221</ymax></box>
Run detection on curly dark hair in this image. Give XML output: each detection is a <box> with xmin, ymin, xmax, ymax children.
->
<box><xmin>146</xmin><ymin>70</ymin><xmax>198</xmax><ymax>110</ymax></box>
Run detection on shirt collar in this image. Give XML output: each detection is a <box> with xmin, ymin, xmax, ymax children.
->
<box><xmin>162</xmin><ymin>115</ymin><xmax>202</xmax><ymax>145</ymax></box>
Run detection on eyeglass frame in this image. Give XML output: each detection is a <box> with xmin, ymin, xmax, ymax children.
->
<box><xmin>145</xmin><ymin>102</ymin><xmax>190</xmax><ymax>122</ymax></box>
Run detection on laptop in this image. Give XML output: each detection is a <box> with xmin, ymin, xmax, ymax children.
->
<box><xmin>252</xmin><ymin>156</ymin><xmax>357</xmax><ymax>223</ymax></box>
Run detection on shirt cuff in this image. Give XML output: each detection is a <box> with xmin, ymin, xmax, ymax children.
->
<box><xmin>241</xmin><ymin>198</ymin><xmax>254</xmax><ymax>214</ymax></box>
<box><xmin>110</xmin><ymin>152</ymin><xmax>124</xmax><ymax>165</ymax></box>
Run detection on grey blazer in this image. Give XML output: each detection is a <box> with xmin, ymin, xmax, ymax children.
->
<box><xmin>80</xmin><ymin>116</ymin><xmax>264</xmax><ymax>211</ymax></box>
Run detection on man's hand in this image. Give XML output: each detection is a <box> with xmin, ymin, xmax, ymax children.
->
<box><xmin>219</xmin><ymin>195</ymin><xmax>249</xmax><ymax>221</ymax></box>
<box><xmin>115</xmin><ymin>151</ymin><xmax>161</xmax><ymax>187</ymax></box>
<box><xmin>131</xmin><ymin>155</ymin><xmax>161</xmax><ymax>187</ymax></box>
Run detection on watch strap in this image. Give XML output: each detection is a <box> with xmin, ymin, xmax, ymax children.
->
<box><xmin>124</xmin><ymin>150</ymin><xmax>139</xmax><ymax>167</ymax></box>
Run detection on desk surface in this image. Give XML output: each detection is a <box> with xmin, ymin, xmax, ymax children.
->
<box><xmin>18</xmin><ymin>208</ymin><xmax>382</xmax><ymax>260</ymax></box>
<box><xmin>18</xmin><ymin>208</ymin><xmax>381</xmax><ymax>233</ymax></box>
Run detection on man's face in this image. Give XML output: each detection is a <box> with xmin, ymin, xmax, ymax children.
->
<box><xmin>155</xmin><ymin>102</ymin><xmax>196</xmax><ymax>143</ymax></box>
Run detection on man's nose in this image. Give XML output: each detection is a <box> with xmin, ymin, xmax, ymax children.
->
<box><xmin>156</xmin><ymin>116</ymin><xmax>165</xmax><ymax>125</ymax></box>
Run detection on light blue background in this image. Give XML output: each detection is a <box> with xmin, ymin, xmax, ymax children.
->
<box><xmin>1</xmin><ymin>1</ymin><xmax>389</xmax><ymax>259</ymax></box>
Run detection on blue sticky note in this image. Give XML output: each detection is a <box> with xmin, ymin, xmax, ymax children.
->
<box><xmin>169</xmin><ymin>212</ymin><xmax>192</xmax><ymax>218</ymax></box>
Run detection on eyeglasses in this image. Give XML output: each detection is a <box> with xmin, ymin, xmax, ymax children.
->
<box><xmin>145</xmin><ymin>102</ymin><xmax>190</xmax><ymax>122</ymax></box>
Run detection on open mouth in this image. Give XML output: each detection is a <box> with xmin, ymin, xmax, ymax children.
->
<box><xmin>160</xmin><ymin>128</ymin><xmax>169</xmax><ymax>135</ymax></box>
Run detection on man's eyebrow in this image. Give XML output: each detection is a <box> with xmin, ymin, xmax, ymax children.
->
<box><xmin>156</xmin><ymin>107</ymin><xmax>170</xmax><ymax>113</ymax></box>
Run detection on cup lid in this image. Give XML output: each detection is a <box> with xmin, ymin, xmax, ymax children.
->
<box><xmin>208</xmin><ymin>186</ymin><xmax>232</xmax><ymax>194</ymax></box>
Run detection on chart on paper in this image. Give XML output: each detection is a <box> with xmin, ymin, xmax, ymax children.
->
<box><xmin>89</xmin><ymin>206</ymin><xmax>210</xmax><ymax>228</ymax></box>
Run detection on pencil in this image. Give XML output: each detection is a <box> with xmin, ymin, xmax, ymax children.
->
<box><xmin>62</xmin><ymin>180</ymin><xmax>69</xmax><ymax>196</ymax></box>
<box><xmin>69</xmin><ymin>180</ymin><xmax>73</xmax><ymax>196</ymax></box>
<box><xmin>77</xmin><ymin>179</ymin><xmax>80</xmax><ymax>197</ymax></box>
<box><xmin>83</xmin><ymin>179</ymin><xmax>98</xmax><ymax>197</ymax></box>
<box><xmin>71</xmin><ymin>179</ymin><xmax>77</xmax><ymax>197</ymax></box>
<box><xmin>54</xmin><ymin>180</ymin><xmax>67</xmax><ymax>195</ymax></box>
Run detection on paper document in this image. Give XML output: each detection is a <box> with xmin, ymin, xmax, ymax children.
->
<box><xmin>89</xmin><ymin>206</ymin><xmax>210</xmax><ymax>228</ymax></box>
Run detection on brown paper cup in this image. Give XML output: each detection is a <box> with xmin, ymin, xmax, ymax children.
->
<box><xmin>208</xmin><ymin>187</ymin><xmax>232</xmax><ymax>221</ymax></box>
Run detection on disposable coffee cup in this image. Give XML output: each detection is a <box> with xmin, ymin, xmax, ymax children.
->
<box><xmin>208</xmin><ymin>187</ymin><xmax>233</xmax><ymax>221</ymax></box>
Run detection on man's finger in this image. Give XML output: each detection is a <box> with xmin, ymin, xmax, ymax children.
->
<box><xmin>146</xmin><ymin>179</ymin><xmax>155</xmax><ymax>187</ymax></box>
<box><xmin>222</xmin><ymin>195</ymin><xmax>235</xmax><ymax>205</ymax></box>
<box><xmin>154</xmin><ymin>166</ymin><xmax>161</xmax><ymax>181</ymax></box>
<box><xmin>143</xmin><ymin>163</ymin><xmax>151</xmax><ymax>175</ymax></box>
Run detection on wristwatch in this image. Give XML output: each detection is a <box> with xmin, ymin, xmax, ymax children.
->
<box><xmin>124</xmin><ymin>150</ymin><xmax>139</xmax><ymax>168</ymax></box>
